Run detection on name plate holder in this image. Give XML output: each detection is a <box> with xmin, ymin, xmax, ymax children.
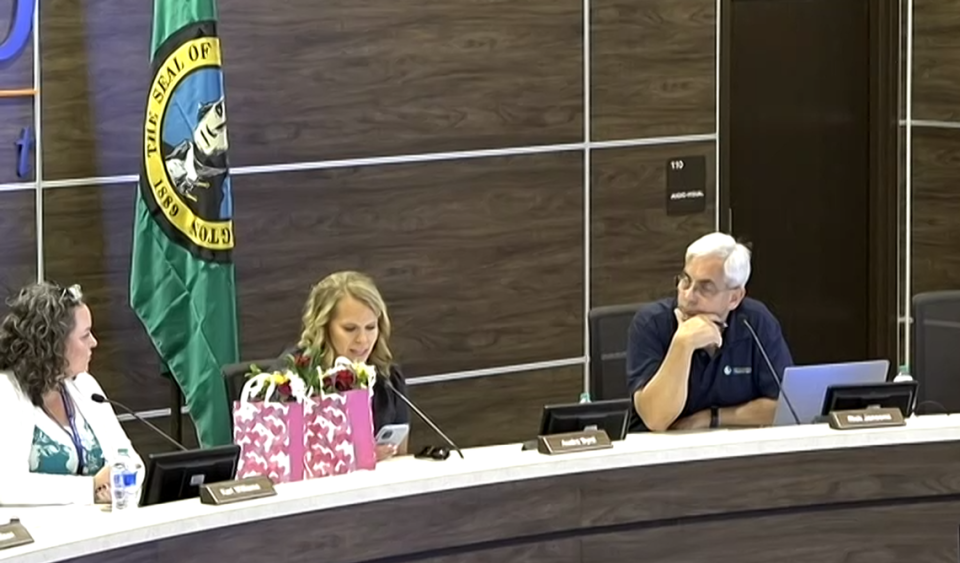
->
<box><xmin>828</xmin><ymin>407</ymin><xmax>906</xmax><ymax>430</ymax></box>
<box><xmin>0</xmin><ymin>518</ymin><xmax>34</xmax><ymax>551</ymax></box>
<box><xmin>199</xmin><ymin>475</ymin><xmax>277</xmax><ymax>506</ymax></box>
<box><xmin>537</xmin><ymin>429</ymin><xmax>613</xmax><ymax>455</ymax></box>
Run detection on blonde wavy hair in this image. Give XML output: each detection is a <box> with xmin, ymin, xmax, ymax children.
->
<box><xmin>297</xmin><ymin>271</ymin><xmax>393</xmax><ymax>376</ymax></box>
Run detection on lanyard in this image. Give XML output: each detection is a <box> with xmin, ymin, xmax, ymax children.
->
<box><xmin>58</xmin><ymin>385</ymin><xmax>85</xmax><ymax>475</ymax></box>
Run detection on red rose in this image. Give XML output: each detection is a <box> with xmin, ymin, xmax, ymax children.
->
<box><xmin>322</xmin><ymin>375</ymin><xmax>333</xmax><ymax>390</ymax></box>
<box><xmin>294</xmin><ymin>354</ymin><xmax>310</xmax><ymax>368</ymax></box>
<box><xmin>335</xmin><ymin>369</ymin><xmax>356</xmax><ymax>392</ymax></box>
<box><xmin>277</xmin><ymin>382</ymin><xmax>292</xmax><ymax>397</ymax></box>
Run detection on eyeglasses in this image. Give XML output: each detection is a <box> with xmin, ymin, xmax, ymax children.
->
<box><xmin>675</xmin><ymin>273</ymin><xmax>730</xmax><ymax>299</ymax></box>
<box><xmin>57</xmin><ymin>284</ymin><xmax>83</xmax><ymax>305</ymax></box>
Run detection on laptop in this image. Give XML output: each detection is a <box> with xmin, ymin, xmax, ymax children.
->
<box><xmin>772</xmin><ymin>359</ymin><xmax>890</xmax><ymax>425</ymax></box>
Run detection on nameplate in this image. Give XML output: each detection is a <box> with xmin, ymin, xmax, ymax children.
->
<box><xmin>0</xmin><ymin>519</ymin><xmax>33</xmax><ymax>551</ymax></box>
<box><xmin>537</xmin><ymin>429</ymin><xmax>613</xmax><ymax>455</ymax></box>
<box><xmin>828</xmin><ymin>408</ymin><xmax>906</xmax><ymax>430</ymax></box>
<box><xmin>199</xmin><ymin>475</ymin><xmax>277</xmax><ymax>505</ymax></box>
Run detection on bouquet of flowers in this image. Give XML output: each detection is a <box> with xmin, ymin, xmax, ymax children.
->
<box><xmin>242</xmin><ymin>355</ymin><xmax>309</xmax><ymax>403</ymax></box>
<box><xmin>243</xmin><ymin>348</ymin><xmax>377</xmax><ymax>401</ymax></box>
<box><xmin>316</xmin><ymin>356</ymin><xmax>377</xmax><ymax>396</ymax></box>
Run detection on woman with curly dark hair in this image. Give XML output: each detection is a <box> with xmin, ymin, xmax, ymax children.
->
<box><xmin>0</xmin><ymin>282</ymin><xmax>142</xmax><ymax>506</ymax></box>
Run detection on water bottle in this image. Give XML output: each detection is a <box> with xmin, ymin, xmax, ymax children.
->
<box><xmin>893</xmin><ymin>364</ymin><xmax>913</xmax><ymax>382</ymax></box>
<box><xmin>110</xmin><ymin>448</ymin><xmax>140</xmax><ymax>511</ymax></box>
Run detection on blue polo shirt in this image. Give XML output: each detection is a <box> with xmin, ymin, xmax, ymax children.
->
<box><xmin>626</xmin><ymin>297</ymin><xmax>793</xmax><ymax>431</ymax></box>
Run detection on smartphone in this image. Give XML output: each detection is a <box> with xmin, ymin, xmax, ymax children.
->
<box><xmin>375</xmin><ymin>423</ymin><xmax>410</xmax><ymax>447</ymax></box>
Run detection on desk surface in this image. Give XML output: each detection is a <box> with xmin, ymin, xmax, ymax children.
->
<box><xmin>4</xmin><ymin>415</ymin><xmax>960</xmax><ymax>563</ymax></box>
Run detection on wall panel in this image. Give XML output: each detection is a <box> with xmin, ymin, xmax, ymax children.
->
<box><xmin>907</xmin><ymin>0</ymin><xmax>960</xmax><ymax>368</ymax></box>
<box><xmin>911</xmin><ymin>128</ymin><xmax>960</xmax><ymax>295</ymax></box>
<box><xmin>912</xmin><ymin>0</ymin><xmax>960</xmax><ymax>121</ymax></box>
<box><xmin>591</xmin><ymin>0</ymin><xmax>716</xmax><ymax>140</ymax></box>
<box><xmin>0</xmin><ymin>191</ymin><xmax>37</xmax><ymax>301</ymax></box>
<box><xmin>591</xmin><ymin>142</ymin><xmax>716</xmax><ymax>307</ymax></box>
<box><xmin>43</xmin><ymin>185</ymin><xmax>164</xmax><ymax>412</ymax></box>
<box><xmin>40</xmin><ymin>0</ymin><xmax>150</xmax><ymax>180</ymax></box>
<box><xmin>233</xmin><ymin>153</ymin><xmax>584</xmax><ymax>377</ymax></box>
<box><xmin>407</xmin><ymin>365</ymin><xmax>583</xmax><ymax>451</ymax></box>
<box><xmin>218</xmin><ymin>0</ymin><xmax>583</xmax><ymax>166</ymax></box>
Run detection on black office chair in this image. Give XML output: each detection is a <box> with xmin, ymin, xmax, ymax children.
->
<box><xmin>222</xmin><ymin>358</ymin><xmax>280</xmax><ymax>434</ymax></box>
<box><xmin>588</xmin><ymin>303</ymin><xmax>646</xmax><ymax>401</ymax></box>
<box><xmin>912</xmin><ymin>291</ymin><xmax>960</xmax><ymax>413</ymax></box>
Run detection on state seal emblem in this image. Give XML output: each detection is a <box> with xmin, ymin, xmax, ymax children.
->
<box><xmin>142</xmin><ymin>22</ymin><xmax>234</xmax><ymax>262</ymax></box>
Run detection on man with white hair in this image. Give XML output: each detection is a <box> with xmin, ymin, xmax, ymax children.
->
<box><xmin>626</xmin><ymin>232</ymin><xmax>793</xmax><ymax>432</ymax></box>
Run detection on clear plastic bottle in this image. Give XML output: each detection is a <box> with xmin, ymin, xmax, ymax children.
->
<box><xmin>893</xmin><ymin>364</ymin><xmax>913</xmax><ymax>382</ymax></box>
<box><xmin>110</xmin><ymin>448</ymin><xmax>140</xmax><ymax>511</ymax></box>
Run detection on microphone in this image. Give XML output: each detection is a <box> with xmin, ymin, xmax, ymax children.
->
<box><xmin>91</xmin><ymin>393</ymin><xmax>188</xmax><ymax>451</ymax></box>
<box><xmin>741</xmin><ymin>319</ymin><xmax>802</xmax><ymax>425</ymax></box>
<box><xmin>383</xmin><ymin>379</ymin><xmax>464</xmax><ymax>459</ymax></box>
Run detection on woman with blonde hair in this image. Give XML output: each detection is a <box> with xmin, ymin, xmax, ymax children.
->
<box><xmin>294</xmin><ymin>271</ymin><xmax>408</xmax><ymax>460</ymax></box>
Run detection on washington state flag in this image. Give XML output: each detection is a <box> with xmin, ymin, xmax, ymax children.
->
<box><xmin>130</xmin><ymin>0</ymin><xmax>237</xmax><ymax>447</ymax></box>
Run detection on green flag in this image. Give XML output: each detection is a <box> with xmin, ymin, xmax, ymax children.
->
<box><xmin>130</xmin><ymin>0</ymin><xmax>237</xmax><ymax>447</ymax></box>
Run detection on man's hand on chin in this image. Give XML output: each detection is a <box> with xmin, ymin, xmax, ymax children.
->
<box><xmin>670</xmin><ymin>409</ymin><xmax>712</xmax><ymax>431</ymax></box>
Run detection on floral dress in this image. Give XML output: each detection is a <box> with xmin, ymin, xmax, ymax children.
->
<box><xmin>29</xmin><ymin>402</ymin><xmax>105</xmax><ymax>476</ymax></box>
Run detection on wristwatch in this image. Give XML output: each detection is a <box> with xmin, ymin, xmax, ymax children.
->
<box><xmin>710</xmin><ymin>406</ymin><xmax>719</xmax><ymax>428</ymax></box>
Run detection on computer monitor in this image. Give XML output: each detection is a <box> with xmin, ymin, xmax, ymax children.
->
<box><xmin>140</xmin><ymin>444</ymin><xmax>241</xmax><ymax>506</ymax></box>
<box><xmin>820</xmin><ymin>380</ymin><xmax>919</xmax><ymax>418</ymax></box>
<box><xmin>539</xmin><ymin>398</ymin><xmax>631</xmax><ymax>440</ymax></box>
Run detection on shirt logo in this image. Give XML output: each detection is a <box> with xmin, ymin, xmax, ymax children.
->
<box><xmin>723</xmin><ymin>365</ymin><xmax>752</xmax><ymax>376</ymax></box>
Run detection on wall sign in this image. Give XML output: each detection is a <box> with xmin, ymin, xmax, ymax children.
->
<box><xmin>15</xmin><ymin>127</ymin><xmax>33</xmax><ymax>178</ymax></box>
<box><xmin>1</xmin><ymin>0</ymin><xmax>38</xmax><ymax>180</ymax></box>
<box><xmin>0</xmin><ymin>0</ymin><xmax>35</xmax><ymax>62</ymax></box>
<box><xmin>665</xmin><ymin>155</ymin><xmax>707</xmax><ymax>216</ymax></box>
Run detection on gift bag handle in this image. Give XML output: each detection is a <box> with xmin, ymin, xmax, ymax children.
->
<box><xmin>239</xmin><ymin>370</ymin><xmax>312</xmax><ymax>404</ymax></box>
<box><xmin>240</xmin><ymin>373</ymin><xmax>275</xmax><ymax>404</ymax></box>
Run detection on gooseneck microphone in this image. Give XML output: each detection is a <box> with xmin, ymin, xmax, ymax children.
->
<box><xmin>91</xmin><ymin>393</ymin><xmax>188</xmax><ymax>451</ymax></box>
<box><xmin>383</xmin><ymin>379</ymin><xmax>464</xmax><ymax>459</ymax></box>
<box><xmin>741</xmin><ymin>319</ymin><xmax>802</xmax><ymax>425</ymax></box>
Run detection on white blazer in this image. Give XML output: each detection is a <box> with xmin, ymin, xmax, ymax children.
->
<box><xmin>0</xmin><ymin>371</ymin><xmax>144</xmax><ymax>506</ymax></box>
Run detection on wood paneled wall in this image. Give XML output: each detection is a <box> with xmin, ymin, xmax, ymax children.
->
<box><xmin>591</xmin><ymin>142</ymin><xmax>716</xmax><ymax>307</ymax></box>
<box><xmin>1</xmin><ymin>0</ymin><xmax>718</xmax><ymax>457</ymax></box>
<box><xmin>910</xmin><ymin>0</ymin><xmax>960</xmax><ymax>301</ymax></box>
<box><xmin>591</xmin><ymin>0</ymin><xmax>715</xmax><ymax>139</ymax></box>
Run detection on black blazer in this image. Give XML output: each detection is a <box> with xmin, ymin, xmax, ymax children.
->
<box><xmin>370</xmin><ymin>364</ymin><xmax>411</xmax><ymax>433</ymax></box>
<box><xmin>281</xmin><ymin>346</ymin><xmax>409</xmax><ymax>432</ymax></box>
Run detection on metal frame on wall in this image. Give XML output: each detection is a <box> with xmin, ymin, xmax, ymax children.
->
<box><xmin>902</xmin><ymin>0</ymin><xmax>913</xmax><ymax>368</ymax></box>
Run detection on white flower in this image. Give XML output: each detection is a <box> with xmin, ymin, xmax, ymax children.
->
<box><xmin>287</xmin><ymin>372</ymin><xmax>307</xmax><ymax>399</ymax></box>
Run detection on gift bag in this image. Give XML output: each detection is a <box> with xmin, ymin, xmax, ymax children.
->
<box><xmin>303</xmin><ymin>389</ymin><xmax>377</xmax><ymax>478</ymax></box>
<box><xmin>233</xmin><ymin>376</ymin><xmax>377</xmax><ymax>483</ymax></box>
<box><xmin>233</xmin><ymin>398</ymin><xmax>306</xmax><ymax>483</ymax></box>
